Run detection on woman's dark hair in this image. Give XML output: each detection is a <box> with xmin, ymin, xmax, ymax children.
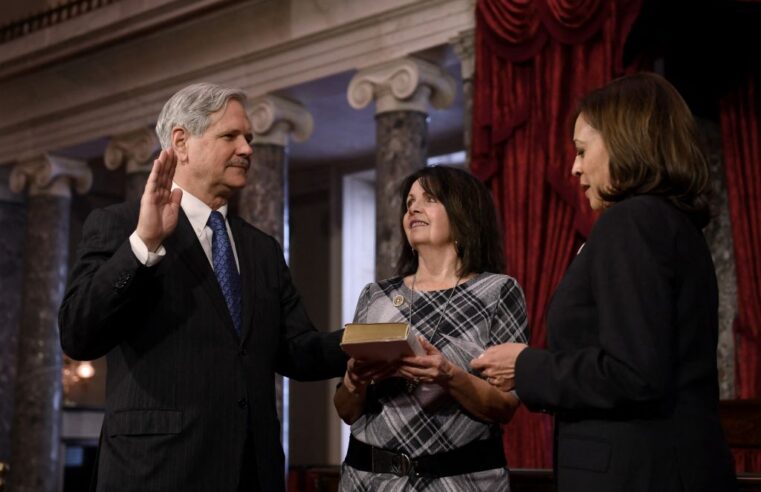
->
<box><xmin>574</xmin><ymin>72</ymin><xmax>711</xmax><ymax>227</ymax></box>
<box><xmin>396</xmin><ymin>166</ymin><xmax>505</xmax><ymax>277</ymax></box>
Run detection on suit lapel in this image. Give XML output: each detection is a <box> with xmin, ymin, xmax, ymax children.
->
<box><xmin>166</xmin><ymin>210</ymin><xmax>239</xmax><ymax>340</ymax></box>
<box><xmin>230</xmin><ymin>217</ymin><xmax>256</xmax><ymax>343</ymax></box>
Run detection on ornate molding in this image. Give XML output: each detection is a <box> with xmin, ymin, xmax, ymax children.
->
<box><xmin>249</xmin><ymin>95</ymin><xmax>313</xmax><ymax>146</ymax></box>
<box><xmin>9</xmin><ymin>155</ymin><xmax>92</xmax><ymax>198</ymax></box>
<box><xmin>450</xmin><ymin>29</ymin><xmax>475</xmax><ymax>80</ymax></box>
<box><xmin>0</xmin><ymin>0</ymin><xmax>241</xmax><ymax>80</ymax></box>
<box><xmin>347</xmin><ymin>57</ymin><xmax>456</xmax><ymax>114</ymax></box>
<box><xmin>0</xmin><ymin>0</ymin><xmax>475</xmax><ymax>163</ymax></box>
<box><xmin>104</xmin><ymin>128</ymin><xmax>159</xmax><ymax>174</ymax></box>
<box><xmin>0</xmin><ymin>166</ymin><xmax>23</xmax><ymax>203</ymax></box>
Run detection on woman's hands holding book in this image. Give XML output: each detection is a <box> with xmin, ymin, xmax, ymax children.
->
<box><xmin>343</xmin><ymin>358</ymin><xmax>398</xmax><ymax>395</ymax></box>
<box><xmin>397</xmin><ymin>337</ymin><xmax>458</xmax><ymax>387</ymax></box>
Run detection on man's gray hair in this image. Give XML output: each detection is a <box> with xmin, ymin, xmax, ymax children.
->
<box><xmin>155</xmin><ymin>82</ymin><xmax>248</xmax><ymax>149</ymax></box>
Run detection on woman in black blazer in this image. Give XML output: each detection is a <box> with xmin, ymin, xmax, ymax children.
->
<box><xmin>471</xmin><ymin>73</ymin><xmax>737</xmax><ymax>492</ymax></box>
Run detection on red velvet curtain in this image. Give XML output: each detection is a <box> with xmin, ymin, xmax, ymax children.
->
<box><xmin>721</xmin><ymin>73</ymin><xmax>761</xmax><ymax>472</ymax></box>
<box><xmin>472</xmin><ymin>0</ymin><xmax>643</xmax><ymax>468</ymax></box>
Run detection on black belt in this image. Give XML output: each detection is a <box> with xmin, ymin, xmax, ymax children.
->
<box><xmin>345</xmin><ymin>434</ymin><xmax>506</xmax><ymax>478</ymax></box>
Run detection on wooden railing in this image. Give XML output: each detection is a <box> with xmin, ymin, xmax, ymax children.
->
<box><xmin>0</xmin><ymin>0</ymin><xmax>119</xmax><ymax>44</ymax></box>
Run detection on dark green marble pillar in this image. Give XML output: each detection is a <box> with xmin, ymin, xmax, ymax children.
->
<box><xmin>239</xmin><ymin>143</ymin><xmax>286</xmax><ymax>247</ymax></box>
<box><xmin>374</xmin><ymin>110</ymin><xmax>427</xmax><ymax>280</ymax></box>
<box><xmin>9</xmin><ymin>192</ymin><xmax>70</xmax><ymax>492</ymax></box>
<box><xmin>0</xmin><ymin>172</ymin><xmax>26</xmax><ymax>472</ymax></box>
<box><xmin>8</xmin><ymin>156</ymin><xmax>90</xmax><ymax>492</ymax></box>
<box><xmin>699</xmin><ymin>119</ymin><xmax>737</xmax><ymax>399</ymax></box>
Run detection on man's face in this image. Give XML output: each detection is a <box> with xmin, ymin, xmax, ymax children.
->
<box><xmin>175</xmin><ymin>99</ymin><xmax>253</xmax><ymax>207</ymax></box>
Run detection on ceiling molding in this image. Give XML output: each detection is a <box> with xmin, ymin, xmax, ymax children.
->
<box><xmin>0</xmin><ymin>0</ymin><xmax>473</xmax><ymax>165</ymax></box>
<box><xmin>0</xmin><ymin>0</ymin><xmax>250</xmax><ymax>80</ymax></box>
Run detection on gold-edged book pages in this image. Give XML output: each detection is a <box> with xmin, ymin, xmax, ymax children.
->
<box><xmin>340</xmin><ymin>323</ymin><xmax>425</xmax><ymax>362</ymax></box>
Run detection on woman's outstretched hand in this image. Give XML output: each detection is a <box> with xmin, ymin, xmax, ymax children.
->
<box><xmin>470</xmin><ymin>342</ymin><xmax>528</xmax><ymax>391</ymax></box>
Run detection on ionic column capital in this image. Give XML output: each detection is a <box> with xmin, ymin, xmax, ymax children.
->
<box><xmin>104</xmin><ymin>128</ymin><xmax>159</xmax><ymax>174</ymax></box>
<box><xmin>10</xmin><ymin>155</ymin><xmax>92</xmax><ymax>198</ymax></box>
<box><xmin>347</xmin><ymin>57</ymin><xmax>456</xmax><ymax>115</ymax></box>
<box><xmin>450</xmin><ymin>29</ymin><xmax>475</xmax><ymax>80</ymax></box>
<box><xmin>0</xmin><ymin>166</ymin><xmax>23</xmax><ymax>202</ymax></box>
<box><xmin>249</xmin><ymin>95</ymin><xmax>313</xmax><ymax>146</ymax></box>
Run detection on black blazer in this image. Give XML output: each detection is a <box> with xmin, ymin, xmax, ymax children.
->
<box><xmin>515</xmin><ymin>196</ymin><xmax>736</xmax><ymax>492</ymax></box>
<box><xmin>59</xmin><ymin>200</ymin><xmax>346</xmax><ymax>491</ymax></box>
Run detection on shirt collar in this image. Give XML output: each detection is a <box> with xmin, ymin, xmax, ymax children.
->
<box><xmin>172</xmin><ymin>182</ymin><xmax>228</xmax><ymax>237</ymax></box>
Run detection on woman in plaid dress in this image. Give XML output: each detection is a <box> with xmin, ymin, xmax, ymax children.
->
<box><xmin>334</xmin><ymin>166</ymin><xmax>528</xmax><ymax>491</ymax></box>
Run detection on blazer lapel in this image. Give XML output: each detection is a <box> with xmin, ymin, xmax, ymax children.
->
<box><xmin>230</xmin><ymin>217</ymin><xmax>256</xmax><ymax>343</ymax></box>
<box><xmin>166</xmin><ymin>210</ymin><xmax>239</xmax><ymax>340</ymax></box>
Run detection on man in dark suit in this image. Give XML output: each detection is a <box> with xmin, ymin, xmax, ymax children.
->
<box><xmin>59</xmin><ymin>83</ymin><xmax>346</xmax><ymax>491</ymax></box>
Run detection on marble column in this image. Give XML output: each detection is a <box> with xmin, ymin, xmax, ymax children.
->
<box><xmin>451</xmin><ymin>29</ymin><xmax>475</xmax><ymax>166</ymax></box>
<box><xmin>7</xmin><ymin>155</ymin><xmax>92</xmax><ymax>492</ymax></box>
<box><xmin>240</xmin><ymin>95</ymin><xmax>313</xmax><ymax>453</ymax></box>
<box><xmin>348</xmin><ymin>57</ymin><xmax>456</xmax><ymax>279</ymax></box>
<box><xmin>698</xmin><ymin>119</ymin><xmax>737</xmax><ymax>399</ymax></box>
<box><xmin>0</xmin><ymin>166</ymin><xmax>26</xmax><ymax>471</ymax></box>
<box><xmin>104</xmin><ymin>128</ymin><xmax>159</xmax><ymax>200</ymax></box>
<box><xmin>241</xmin><ymin>95</ymin><xmax>313</xmax><ymax>246</ymax></box>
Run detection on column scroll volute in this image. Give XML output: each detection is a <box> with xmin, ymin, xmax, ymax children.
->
<box><xmin>10</xmin><ymin>155</ymin><xmax>92</xmax><ymax>197</ymax></box>
<box><xmin>450</xmin><ymin>29</ymin><xmax>475</xmax><ymax>80</ymax></box>
<box><xmin>347</xmin><ymin>57</ymin><xmax>457</xmax><ymax>114</ymax></box>
<box><xmin>249</xmin><ymin>95</ymin><xmax>314</xmax><ymax>146</ymax></box>
<box><xmin>104</xmin><ymin>128</ymin><xmax>159</xmax><ymax>174</ymax></box>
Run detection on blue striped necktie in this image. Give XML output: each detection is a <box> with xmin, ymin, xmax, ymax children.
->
<box><xmin>207</xmin><ymin>211</ymin><xmax>242</xmax><ymax>335</ymax></box>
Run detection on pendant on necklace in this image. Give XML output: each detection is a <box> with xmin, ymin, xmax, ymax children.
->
<box><xmin>406</xmin><ymin>378</ymin><xmax>419</xmax><ymax>393</ymax></box>
<box><xmin>392</xmin><ymin>294</ymin><xmax>405</xmax><ymax>307</ymax></box>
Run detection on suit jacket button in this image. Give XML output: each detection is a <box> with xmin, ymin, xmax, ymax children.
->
<box><xmin>238</xmin><ymin>398</ymin><xmax>248</xmax><ymax>409</ymax></box>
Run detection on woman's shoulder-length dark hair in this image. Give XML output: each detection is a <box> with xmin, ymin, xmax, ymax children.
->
<box><xmin>574</xmin><ymin>72</ymin><xmax>711</xmax><ymax>227</ymax></box>
<box><xmin>396</xmin><ymin>165</ymin><xmax>505</xmax><ymax>277</ymax></box>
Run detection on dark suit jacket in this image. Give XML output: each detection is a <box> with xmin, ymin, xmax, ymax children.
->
<box><xmin>59</xmin><ymin>200</ymin><xmax>346</xmax><ymax>491</ymax></box>
<box><xmin>515</xmin><ymin>196</ymin><xmax>736</xmax><ymax>492</ymax></box>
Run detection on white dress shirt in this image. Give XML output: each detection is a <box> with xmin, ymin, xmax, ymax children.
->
<box><xmin>129</xmin><ymin>183</ymin><xmax>240</xmax><ymax>271</ymax></box>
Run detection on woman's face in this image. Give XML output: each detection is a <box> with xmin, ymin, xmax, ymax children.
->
<box><xmin>572</xmin><ymin>113</ymin><xmax>611</xmax><ymax>211</ymax></box>
<box><xmin>404</xmin><ymin>179</ymin><xmax>452</xmax><ymax>252</ymax></box>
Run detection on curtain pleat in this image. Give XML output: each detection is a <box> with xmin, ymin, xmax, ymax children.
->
<box><xmin>472</xmin><ymin>0</ymin><xmax>643</xmax><ymax>468</ymax></box>
<box><xmin>721</xmin><ymin>74</ymin><xmax>761</xmax><ymax>473</ymax></box>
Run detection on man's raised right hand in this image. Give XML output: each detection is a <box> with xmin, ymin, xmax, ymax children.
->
<box><xmin>136</xmin><ymin>148</ymin><xmax>183</xmax><ymax>252</ymax></box>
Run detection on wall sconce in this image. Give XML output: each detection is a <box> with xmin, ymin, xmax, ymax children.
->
<box><xmin>62</xmin><ymin>355</ymin><xmax>96</xmax><ymax>405</ymax></box>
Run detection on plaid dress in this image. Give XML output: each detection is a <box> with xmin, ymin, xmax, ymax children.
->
<box><xmin>340</xmin><ymin>273</ymin><xmax>529</xmax><ymax>491</ymax></box>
